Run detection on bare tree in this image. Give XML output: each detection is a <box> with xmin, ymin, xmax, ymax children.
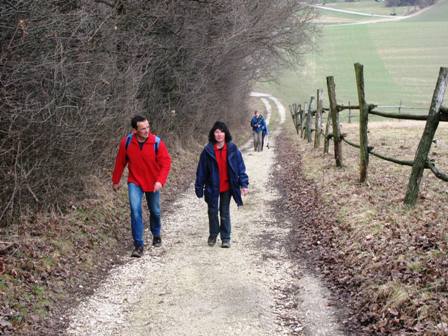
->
<box><xmin>0</xmin><ymin>0</ymin><xmax>316</xmax><ymax>226</ymax></box>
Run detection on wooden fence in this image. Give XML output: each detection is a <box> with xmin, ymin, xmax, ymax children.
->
<box><xmin>289</xmin><ymin>63</ymin><xmax>448</xmax><ymax>207</ymax></box>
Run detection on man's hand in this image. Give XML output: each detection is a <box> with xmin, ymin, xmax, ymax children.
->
<box><xmin>241</xmin><ymin>188</ymin><xmax>249</xmax><ymax>196</ymax></box>
<box><xmin>113</xmin><ymin>183</ymin><xmax>121</xmax><ymax>192</ymax></box>
<box><xmin>154</xmin><ymin>181</ymin><xmax>162</xmax><ymax>192</ymax></box>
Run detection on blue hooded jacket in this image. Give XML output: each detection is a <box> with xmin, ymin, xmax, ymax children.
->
<box><xmin>195</xmin><ymin>142</ymin><xmax>249</xmax><ymax>208</ymax></box>
<box><xmin>251</xmin><ymin>115</ymin><xmax>267</xmax><ymax>133</ymax></box>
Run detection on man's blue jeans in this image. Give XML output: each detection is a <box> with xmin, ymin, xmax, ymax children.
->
<box><xmin>128</xmin><ymin>183</ymin><xmax>161</xmax><ymax>248</ymax></box>
<box><xmin>208</xmin><ymin>191</ymin><xmax>231</xmax><ymax>241</ymax></box>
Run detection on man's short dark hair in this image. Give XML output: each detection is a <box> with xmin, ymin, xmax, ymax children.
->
<box><xmin>208</xmin><ymin>121</ymin><xmax>232</xmax><ymax>144</ymax></box>
<box><xmin>131</xmin><ymin>115</ymin><xmax>147</xmax><ymax>129</ymax></box>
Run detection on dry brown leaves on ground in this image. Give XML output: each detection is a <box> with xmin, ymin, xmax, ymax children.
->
<box><xmin>274</xmin><ymin>122</ymin><xmax>448</xmax><ymax>336</ymax></box>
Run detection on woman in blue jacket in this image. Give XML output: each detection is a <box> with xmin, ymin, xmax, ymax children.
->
<box><xmin>195</xmin><ymin>121</ymin><xmax>249</xmax><ymax>248</ymax></box>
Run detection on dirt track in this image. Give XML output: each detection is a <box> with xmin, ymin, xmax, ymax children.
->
<box><xmin>66</xmin><ymin>95</ymin><xmax>345</xmax><ymax>336</ymax></box>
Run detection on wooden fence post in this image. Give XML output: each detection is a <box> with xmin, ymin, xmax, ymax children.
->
<box><xmin>314</xmin><ymin>89</ymin><xmax>323</xmax><ymax>148</ymax></box>
<box><xmin>348</xmin><ymin>100</ymin><xmax>352</xmax><ymax>123</ymax></box>
<box><xmin>323</xmin><ymin>112</ymin><xmax>331</xmax><ymax>154</ymax></box>
<box><xmin>306</xmin><ymin>96</ymin><xmax>314</xmax><ymax>143</ymax></box>
<box><xmin>326</xmin><ymin>76</ymin><xmax>342</xmax><ymax>167</ymax></box>
<box><xmin>404</xmin><ymin>67</ymin><xmax>448</xmax><ymax>206</ymax></box>
<box><xmin>355</xmin><ymin>63</ymin><xmax>369</xmax><ymax>183</ymax></box>
<box><xmin>300</xmin><ymin>103</ymin><xmax>305</xmax><ymax>138</ymax></box>
<box><xmin>289</xmin><ymin>104</ymin><xmax>295</xmax><ymax>129</ymax></box>
<box><xmin>290</xmin><ymin>104</ymin><xmax>296</xmax><ymax>132</ymax></box>
<box><xmin>295</xmin><ymin>104</ymin><xmax>301</xmax><ymax>134</ymax></box>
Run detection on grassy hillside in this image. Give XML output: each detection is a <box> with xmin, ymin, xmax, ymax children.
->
<box><xmin>261</xmin><ymin>0</ymin><xmax>448</xmax><ymax>116</ymax></box>
<box><xmin>409</xmin><ymin>0</ymin><xmax>448</xmax><ymax>21</ymax></box>
<box><xmin>323</xmin><ymin>1</ymin><xmax>414</xmax><ymax>16</ymax></box>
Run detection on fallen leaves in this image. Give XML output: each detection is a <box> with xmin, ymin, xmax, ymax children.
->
<box><xmin>274</xmin><ymin>124</ymin><xmax>448</xmax><ymax>335</ymax></box>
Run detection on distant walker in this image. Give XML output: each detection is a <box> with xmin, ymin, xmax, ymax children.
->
<box><xmin>250</xmin><ymin>110</ymin><xmax>268</xmax><ymax>151</ymax></box>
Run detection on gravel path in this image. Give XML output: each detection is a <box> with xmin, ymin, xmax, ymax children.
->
<box><xmin>66</xmin><ymin>95</ymin><xmax>345</xmax><ymax>336</ymax></box>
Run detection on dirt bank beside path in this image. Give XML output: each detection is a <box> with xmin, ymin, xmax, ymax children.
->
<box><xmin>66</xmin><ymin>96</ymin><xmax>345</xmax><ymax>336</ymax></box>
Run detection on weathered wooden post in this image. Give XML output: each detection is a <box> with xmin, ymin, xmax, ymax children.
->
<box><xmin>348</xmin><ymin>100</ymin><xmax>352</xmax><ymax>123</ymax></box>
<box><xmin>300</xmin><ymin>103</ymin><xmax>305</xmax><ymax>138</ymax></box>
<box><xmin>295</xmin><ymin>104</ymin><xmax>301</xmax><ymax>134</ymax></box>
<box><xmin>355</xmin><ymin>63</ymin><xmax>369</xmax><ymax>183</ymax></box>
<box><xmin>302</xmin><ymin>102</ymin><xmax>307</xmax><ymax>139</ymax></box>
<box><xmin>294</xmin><ymin>104</ymin><xmax>297</xmax><ymax>132</ymax></box>
<box><xmin>289</xmin><ymin>104</ymin><xmax>295</xmax><ymax>130</ymax></box>
<box><xmin>323</xmin><ymin>112</ymin><xmax>331</xmax><ymax>154</ymax></box>
<box><xmin>294</xmin><ymin>104</ymin><xmax>298</xmax><ymax>133</ymax></box>
<box><xmin>290</xmin><ymin>104</ymin><xmax>296</xmax><ymax>132</ymax></box>
<box><xmin>314</xmin><ymin>89</ymin><xmax>323</xmax><ymax>148</ymax></box>
<box><xmin>404</xmin><ymin>67</ymin><xmax>448</xmax><ymax>206</ymax></box>
<box><xmin>306</xmin><ymin>96</ymin><xmax>314</xmax><ymax>143</ymax></box>
<box><xmin>326</xmin><ymin>76</ymin><xmax>342</xmax><ymax>167</ymax></box>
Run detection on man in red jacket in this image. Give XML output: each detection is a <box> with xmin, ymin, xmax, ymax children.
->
<box><xmin>112</xmin><ymin>115</ymin><xmax>171</xmax><ymax>257</ymax></box>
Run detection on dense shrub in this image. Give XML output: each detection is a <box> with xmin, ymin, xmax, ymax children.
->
<box><xmin>0</xmin><ymin>0</ymin><xmax>315</xmax><ymax>225</ymax></box>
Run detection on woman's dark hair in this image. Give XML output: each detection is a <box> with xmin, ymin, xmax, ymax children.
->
<box><xmin>131</xmin><ymin>115</ymin><xmax>147</xmax><ymax>129</ymax></box>
<box><xmin>208</xmin><ymin>121</ymin><xmax>232</xmax><ymax>144</ymax></box>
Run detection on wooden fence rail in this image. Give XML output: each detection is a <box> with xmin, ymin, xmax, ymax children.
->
<box><xmin>288</xmin><ymin>63</ymin><xmax>448</xmax><ymax>207</ymax></box>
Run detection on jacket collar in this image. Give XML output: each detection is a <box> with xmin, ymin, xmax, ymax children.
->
<box><xmin>205</xmin><ymin>142</ymin><xmax>235</xmax><ymax>159</ymax></box>
<box><xmin>131</xmin><ymin>133</ymin><xmax>156</xmax><ymax>144</ymax></box>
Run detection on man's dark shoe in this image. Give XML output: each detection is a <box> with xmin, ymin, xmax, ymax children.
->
<box><xmin>207</xmin><ymin>235</ymin><xmax>217</xmax><ymax>247</ymax></box>
<box><xmin>131</xmin><ymin>246</ymin><xmax>144</xmax><ymax>258</ymax></box>
<box><xmin>152</xmin><ymin>236</ymin><xmax>162</xmax><ymax>247</ymax></box>
<box><xmin>221</xmin><ymin>240</ymin><xmax>231</xmax><ymax>248</ymax></box>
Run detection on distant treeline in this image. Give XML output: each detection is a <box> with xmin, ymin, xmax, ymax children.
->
<box><xmin>0</xmin><ymin>0</ymin><xmax>315</xmax><ymax>225</ymax></box>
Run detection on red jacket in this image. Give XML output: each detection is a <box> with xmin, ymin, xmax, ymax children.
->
<box><xmin>112</xmin><ymin>133</ymin><xmax>171</xmax><ymax>192</ymax></box>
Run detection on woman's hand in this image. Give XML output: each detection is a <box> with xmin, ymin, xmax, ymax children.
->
<box><xmin>241</xmin><ymin>188</ymin><xmax>249</xmax><ymax>196</ymax></box>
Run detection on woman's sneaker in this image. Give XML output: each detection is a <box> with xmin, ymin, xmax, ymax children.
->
<box><xmin>207</xmin><ymin>235</ymin><xmax>217</xmax><ymax>247</ymax></box>
<box><xmin>152</xmin><ymin>236</ymin><xmax>162</xmax><ymax>247</ymax></box>
<box><xmin>221</xmin><ymin>240</ymin><xmax>231</xmax><ymax>248</ymax></box>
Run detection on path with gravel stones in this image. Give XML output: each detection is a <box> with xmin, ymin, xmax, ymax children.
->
<box><xmin>66</xmin><ymin>93</ymin><xmax>345</xmax><ymax>336</ymax></box>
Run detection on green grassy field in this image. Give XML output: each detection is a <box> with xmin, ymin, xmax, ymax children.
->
<box><xmin>261</xmin><ymin>0</ymin><xmax>448</xmax><ymax>117</ymax></box>
<box><xmin>323</xmin><ymin>1</ymin><xmax>414</xmax><ymax>16</ymax></box>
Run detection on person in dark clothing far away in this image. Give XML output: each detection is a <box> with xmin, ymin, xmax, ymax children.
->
<box><xmin>195</xmin><ymin>121</ymin><xmax>249</xmax><ymax>248</ymax></box>
<box><xmin>250</xmin><ymin>110</ymin><xmax>267</xmax><ymax>151</ymax></box>
<box><xmin>261</xmin><ymin>116</ymin><xmax>269</xmax><ymax>150</ymax></box>
<box><xmin>112</xmin><ymin>115</ymin><xmax>172</xmax><ymax>258</ymax></box>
